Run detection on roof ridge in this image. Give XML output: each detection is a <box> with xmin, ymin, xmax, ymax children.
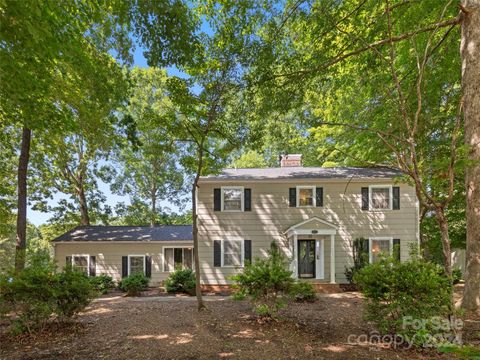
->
<box><xmin>74</xmin><ymin>224</ymin><xmax>192</xmax><ymax>228</ymax></box>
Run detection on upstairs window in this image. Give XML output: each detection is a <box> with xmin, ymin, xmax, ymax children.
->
<box><xmin>369</xmin><ymin>185</ymin><xmax>392</xmax><ymax>210</ymax></box>
<box><xmin>221</xmin><ymin>187</ymin><xmax>244</xmax><ymax>211</ymax></box>
<box><xmin>297</xmin><ymin>186</ymin><xmax>315</xmax><ymax>207</ymax></box>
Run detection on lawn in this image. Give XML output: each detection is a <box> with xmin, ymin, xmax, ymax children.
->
<box><xmin>3</xmin><ymin>291</ymin><xmax>477</xmax><ymax>360</ymax></box>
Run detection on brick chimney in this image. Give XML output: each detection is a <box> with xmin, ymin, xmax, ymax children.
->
<box><xmin>279</xmin><ymin>154</ymin><xmax>302</xmax><ymax>167</ymax></box>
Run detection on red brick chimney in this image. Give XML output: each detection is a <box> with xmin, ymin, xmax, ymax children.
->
<box><xmin>279</xmin><ymin>154</ymin><xmax>302</xmax><ymax>167</ymax></box>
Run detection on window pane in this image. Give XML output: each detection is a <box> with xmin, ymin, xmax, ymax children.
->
<box><xmin>224</xmin><ymin>241</ymin><xmax>242</xmax><ymax>266</ymax></box>
<box><xmin>299</xmin><ymin>188</ymin><xmax>314</xmax><ymax>206</ymax></box>
<box><xmin>371</xmin><ymin>240</ymin><xmax>390</xmax><ymax>263</ymax></box>
<box><xmin>223</xmin><ymin>188</ymin><xmax>242</xmax><ymax>210</ymax></box>
<box><xmin>184</xmin><ymin>248</ymin><xmax>193</xmax><ymax>269</ymax></box>
<box><xmin>372</xmin><ymin>188</ymin><xmax>390</xmax><ymax>209</ymax></box>
<box><xmin>73</xmin><ymin>256</ymin><xmax>88</xmax><ymax>275</ymax></box>
<box><xmin>174</xmin><ymin>248</ymin><xmax>183</xmax><ymax>270</ymax></box>
<box><xmin>130</xmin><ymin>256</ymin><xmax>144</xmax><ymax>275</ymax></box>
<box><xmin>164</xmin><ymin>249</ymin><xmax>174</xmax><ymax>272</ymax></box>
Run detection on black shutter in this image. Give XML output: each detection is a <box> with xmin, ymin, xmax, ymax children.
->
<box><xmin>122</xmin><ymin>256</ymin><xmax>128</xmax><ymax>278</ymax></box>
<box><xmin>392</xmin><ymin>187</ymin><xmax>400</xmax><ymax>210</ymax></box>
<box><xmin>214</xmin><ymin>188</ymin><xmax>221</xmax><ymax>211</ymax></box>
<box><xmin>316</xmin><ymin>187</ymin><xmax>323</xmax><ymax>207</ymax></box>
<box><xmin>393</xmin><ymin>239</ymin><xmax>401</xmax><ymax>261</ymax></box>
<box><xmin>289</xmin><ymin>188</ymin><xmax>296</xmax><ymax>207</ymax></box>
<box><xmin>145</xmin><ymin>256</ymin><xmax>152</xmax><ymax>278</ymax></box>
<box><xmin>244</xmin><ymin>240</ymin><xmax>252</xmax><ymax>264</ymax></box>
<box><xmin>361</xmin><ymin>187</ymin><xmax>369</xmax><ymax>210</ymax></box>
<box><xmin>363</xmin><ymin>238</ymin><xmax>369</xmax><ymax>263</ymax></box>
<box><xmin>213</xmin><ymin>240</ymin><xmax>221</xmax><ymax>267</ymax></box>
<box><xmin>244</xmin><ymin>188</ymin><xmax>251</xmax><ymax>211</ymax></box>
<box><xmin>66</xmin><ymin>256</ymin><xmax>72</xmax><ymax>268</ymax></box>
<box><xmin>89</xmin><ymin>256</ymin><xmax>96</xmax><ymax>277</ymax></box>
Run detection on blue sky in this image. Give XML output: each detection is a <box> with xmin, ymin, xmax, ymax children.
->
<box><xmin>28</xmin><ymin>46</ymin><xmax>187</xmax><ymax>226</ymax></box>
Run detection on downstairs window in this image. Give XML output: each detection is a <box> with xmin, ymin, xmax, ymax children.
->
<box><xmin>164</xmin><ymin>247</ymin><xmax>194</xmax><ymax>272</ymax></box>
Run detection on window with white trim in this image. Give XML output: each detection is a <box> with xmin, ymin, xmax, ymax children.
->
<box><xmin>222</xmin><ymin>187</ymin><xmax>244</xmax><ymax>211</ymax></box>
<box><xmin>71</xmin><ymin>255</ymin><xmax>89</xmax><ymax>275</ymax></box>
<box><xmin>369</xmin><ymin>237</ymin><xmax>393</xmax><ymax>263</ymax></box>
<box><xmin>369</xmin><ymin>185</ymin><xmax>392</xmax><ymax>210</ymax></box>
<box><xmin>128</xmin><ymin>255</ymin><xmax>146</xmax><ymax>275</ymax></box>
<box><xmin>164</xmin><ymin>247</ymin><xmax>194</xmax><ymax>272</ymax></box>
<box><xmin>222</xmin><ymin>240</ymin><xmax>243</xmax><ymax>267</ymax></box>
<box><xmin>297</xmin><ymin>186</ymin><xmax>315</xmax><ymax>207</ymax></box>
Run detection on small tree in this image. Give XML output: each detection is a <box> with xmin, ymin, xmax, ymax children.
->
<box><xmin>344</xmin><ymin>237</ymin><xmax>369</xmax><ymax>284</ymax></box>
<box><xmin>232</xmin><ymin>241</ymin><xmax>294</xmax><ymax>318</ymax></box>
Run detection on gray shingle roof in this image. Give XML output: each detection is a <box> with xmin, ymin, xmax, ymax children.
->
<box><xmin>52</xmin><ymin>225</ymin><xmax>192</xmax><ymax>243</ymax></box>
<box><xmin>200</xmin><ymin>167</ymin><xmax>403</xmax><ymax>181</ymax></box>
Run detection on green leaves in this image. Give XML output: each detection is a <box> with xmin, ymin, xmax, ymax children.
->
<box><xmin>355</xmin><ymin>257</ymin><xmax>453</xmax><ymax>344</ymax></box>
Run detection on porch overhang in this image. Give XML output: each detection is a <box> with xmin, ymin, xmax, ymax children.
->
<box><xmin>284</xmin><ymin>217</ymin><xmax>337</xmax><ymax>284</ymax></box>
<box><xmin>284</xmin><ymin>216</ymin><xmax>338</xmax><ymax>236</ymax></box>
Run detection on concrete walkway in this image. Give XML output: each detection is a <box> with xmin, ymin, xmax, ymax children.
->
<box><xmin>94</xmin><ymin>291</ymin><xmax>363</xmax><ymax>304</ymax></box>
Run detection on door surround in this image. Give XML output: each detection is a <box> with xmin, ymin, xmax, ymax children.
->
<box><xmin>284</xmin><ymin>217</ymin><xmax>337</xmax><ymax>283</ymax></box>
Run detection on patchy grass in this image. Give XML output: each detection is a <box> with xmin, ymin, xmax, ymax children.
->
<box><xmin>438</xmin><ymin>344</ymin><xmax>480</xmax><ymax>359</ymax></box>
<box><xmin>0</xmin><ymin>292</ymin><xmax>476</xmax><ymax>359</ymax></box>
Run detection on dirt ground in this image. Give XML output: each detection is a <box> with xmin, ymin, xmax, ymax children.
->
<box><xmin>2</xmin><ymin>290</ymin><xmax>478</xmax><ymax>360</ymax></box>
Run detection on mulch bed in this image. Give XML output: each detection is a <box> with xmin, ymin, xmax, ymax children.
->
<box><xmin>2</xmin><ymin>291</ymin><xmax>472</xmax><ymax>360</ymax></box>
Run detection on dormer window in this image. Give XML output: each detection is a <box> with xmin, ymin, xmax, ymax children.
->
<box><xmin>297</xmin><ymin>186</ymin><xmax>316</xmax><ymax>207</ymax></box>
<box><xmin>221</xmin><ymin>186</ymin><xmax>244</xmax><ymax>211</ymax></box>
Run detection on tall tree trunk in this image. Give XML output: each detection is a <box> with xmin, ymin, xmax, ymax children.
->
<box><xmin>461</xmin><ymin>0</ymin><xmax>480</xmax><ymax>312</ymax></box>
<box><xmin>192</xmin><ymin>150</ymin><xmax>206</xmax><ymax>311</ymax></box>
<box><xmin>419</xmin><ymin>206</ymin><xmax>429</xmax><ymax>259</ymax></box>
<box><xmin>78</xmin><ymin>184</ymin><xmax>90</xmax><ymax>226</ymax></box>
<box><xmin>15</xmin><ymin>127</ymin><xmax>31</xmax><ymax>272</ymax></box>
<box><xmin>435</xmin><ymin>206</ymin><xmax>453</xmax><ymax>278</ymax></box>
<box><xmin>151</xmin><ymin>188</ymin><xmax>156</xmax><ymax>227</ymax></box>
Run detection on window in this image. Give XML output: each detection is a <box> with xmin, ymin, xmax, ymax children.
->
<box><xmin>369</xmin><ymin>185</ymin><xmax>392</xmax><ymax>210</ymax></box>
<box><xmin>128</xmin><ymin>255</ymin><xmax>145</xmax><ymax>275</ymax></box>
<box><xmin>297</xmin><ymin>186</ymin><xmax>315</xmax><ymax>207</ymax></box>
<box><xmin>222</xmin><ymin>240</ymin><xmax>243</xmax><ymax>267</ymax></box>
<box><xmin>221</xmin><ymin>187</ymin><xmax>244</xmax><ymax>211</ymax></box>
<box><xmin>369</xmin><ymin>237</ymin><xmax>393</xmax><ymax>263</ymax></box>
<box><xmin>71</xmin><ymin>255</ymin><xmax>89</xmax><ymax>275</ymax></box>
<box><xmin>164</xmin><ymin>247</ymin><xmax>194</xmax><ymax>272</ymax></box>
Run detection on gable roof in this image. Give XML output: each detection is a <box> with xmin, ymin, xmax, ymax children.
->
<box><xmin>52</xmin><ymin>225</ymin><xmax>193</xmax><ymax>243</ymax></box>
<box><xmin>284</xmin><ymin>217</ymin><xmax>339</xmax><ymax>234</ymax></box>
<box><xmin>200</xmin><ymin>167</ymin><xmax>403</xmax><ymax>182</ymax></box>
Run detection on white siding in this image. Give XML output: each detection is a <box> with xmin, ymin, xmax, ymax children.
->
<box><xmin>54</xmin><ymin>241</ymin><xmax>193</xmax><ymax>286</ymax></box>
<box><xmin>197</xmin><ymin>179</ymin><xmax>418</xmax><ymax>284</ymax></box>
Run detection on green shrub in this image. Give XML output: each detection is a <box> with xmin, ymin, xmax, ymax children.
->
<box><xmin>89</xmin><ymin>274</ymin><xmax>115</xmax><ymax>294</ymax></box>
<box><xmin>0</xmin><ymin>264</ymin><xmax>57</xmax><ymax>334</ymax></box>
<box><xmin>290</xmin><ymin>281</ymin><xmax>316</xmax><ymax>302</ymax></box>
<box><xmin>344</xmin><ymin>237</ymin><xmax>369</xmax><ymax>284</ymax></box>
<box><xmin>354</xmin><ymin>256</ymin><xmax>453</xmax><ymax>345</ymax></box>
<box><xmin>452</xmin><ymin>268</ymin><xmax>462</xmax><ymax>284</ymax></box>
<box><xmin>55</xmin><ymin>267</ymin><xmax>96</xmax><ymax>319</ymax></box>
<box><xmin>118</xmin><ymin>273</ymin><xmax>149</xmax><ymax>296</ymax></box>
<box><xmin>165</xmin><ymin>268</ymin><xmax>196</xmax><ymax>294</ymax></box>
<box><xmin>231</xmin><ymin>241</ymin><xmax>294</xmax><ymax>318</ymax></box>
<box><xmin>0</xmin><ymin>261</ymin><xmax>95</xmax><ymax>334</ymax></box>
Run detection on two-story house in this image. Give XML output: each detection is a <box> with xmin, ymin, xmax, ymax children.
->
<box><xmin>53</xmin><ymin>154</ymin><xmax>419</xmax><ymax>291</ymax></box>
<box><xmin>196</xmin><ymin>154</ymin><xmax>419</xmax><ymax>290</ymax></box>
